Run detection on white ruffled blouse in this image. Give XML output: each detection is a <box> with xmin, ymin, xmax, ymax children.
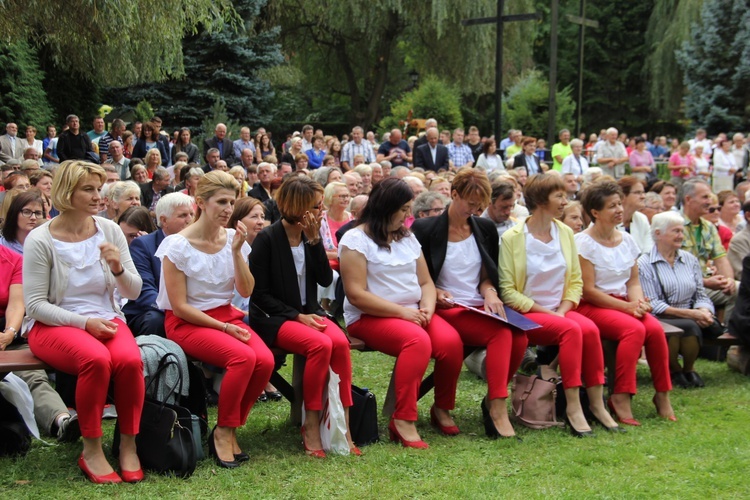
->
<box><xmin>339</xmin><ymin>228</ymin><xmax>423</xmax><ymax>326</ymax></box>
<box><xmin>575</xmin><ymin>231</ymin><xmax>640</xmax><ymax>298</ymax></box>
<box><xmin>155</xmin><ymin>229</ymin><xmax>251</xmax><ymax>311</ymax></box>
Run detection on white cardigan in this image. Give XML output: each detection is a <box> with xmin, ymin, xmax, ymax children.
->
<box><xmin>617</xmin><ymin>210</ymin><xmax>653</xmax><ymax>256</ymax></box>
<box><xmin>23</xmin><ymin>216</ymin><xmax>142</xmax><ymax>330</ymax></box>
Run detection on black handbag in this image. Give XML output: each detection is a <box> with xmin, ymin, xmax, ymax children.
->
<box><xmin>349</xmin><ymin>385</ymin><xmax>379</xmax><ymax>446</ymax></box>
<box><xmin>113</xmin><ymin>354</ymin><xmax>197</xmax><ymax>477</ymax></box>
<box><xmin>0</xmin><ymin>392</ymin><xmax>31</xmax><ymax>457</ymax></box>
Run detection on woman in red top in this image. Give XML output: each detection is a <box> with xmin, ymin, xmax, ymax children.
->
<box><xmin>320</xmin><ymin>182</ymin><xmax>352</xmax><ymax>271</ymax></box>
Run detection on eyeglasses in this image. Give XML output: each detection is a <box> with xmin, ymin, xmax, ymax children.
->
<box><xmin>336</xmin><ymin>194</ymin><xmax>351</xmax><ymax>200</ymax></box>
<box><xmin>708</xmin><ymin>206</ymin><xmax>719</xmax><ymax>213</ymax></box>
<box><xmin>21</xmin><ymin>209</ymin><xmax>44</xmax><ymax>218</ymax></box>
<box><xmin>428</xmin><ymin>207</ymin><xmax>445</xmax><ymax>214</ymax></box>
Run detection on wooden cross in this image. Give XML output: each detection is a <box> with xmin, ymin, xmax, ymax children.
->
<box><xmin>462</xmin><ymin>0</ymin><xmax>540</xmax><ymax>142</ymax></box>
<box><xmin>567</xmin><ymin>0</ymin><xmax>599</xmax><ymax>137</ymax></box>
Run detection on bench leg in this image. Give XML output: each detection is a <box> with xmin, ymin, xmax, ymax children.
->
<box><xmin>382</xmin><ymin>360</ymin><xmax>397</xmax><ymax>419</ymax></box>
<box><xmin>290</xmin><ymin>354</ymin><xmax>305</xmax><ymax>426</ymax></box>
<box><xmin>602</xmin><ymin>340</ymin><xmax>618</xmax><ymax>396</ymax></box>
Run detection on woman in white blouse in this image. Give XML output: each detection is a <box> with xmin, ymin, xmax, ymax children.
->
<box><xmin>158</xmin><ymin>171</ymin><xmax>274</xmax><ymax>469</ymax></box>
<box><xmin>617</xmin><ymin>176</ymin><xmax>653</xmax><ymax>255</ymax></box>
<box><xmin>476</xmin><ymin>138</ymin><xmax>503</xmax><ymax>172</ymax></box>
<box><xmin>340</xmin><ymin>178</ymin><xmax>463</xmax><ymax>449</ymax></box>
<box><xmin>712</xmin><ymin>138</ymin><xmax>737</xmax><ymax>193</ymax></box>
<box><xmin>576</xmin><ymin>180</ymin><xmax>675</xmax><ymax>426</ymax></box>
<box><xmin>24</xmin><ymin>161</ymin><xmax>144</xmax><ymax>483</ymax></box>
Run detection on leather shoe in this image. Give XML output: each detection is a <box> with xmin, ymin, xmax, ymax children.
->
<box><xmin>121</xmin><ymin>468</ymin><xmax>145</xmax><ymax>483</ymax></box>
<box><xmin>266</xmin><ymin>390</ymin><xmax>283</xmax><ymax>401</ymax></box>
<box><xmin>208</xmin><ymin>427</ymin><xmax>241</xmax><ymax>469</ymax></box>
<box><xmin>257</xmin><ymin>392</ymin><xmax>269</xmax><ymax>403</ymax></box>
<box><xmin>684</xmin><ymin>371</ymin><xmax>705</xmax><ymax>388</ymax></box>
<box><xmin>78</xmin><ymin>455</ymin><xmax>122</xmax><ymax>484</ymax></box>
<box><xmin>671</xmin><ymin>371</ymin><xmax>690</xmax><ymax>389</ymax></box>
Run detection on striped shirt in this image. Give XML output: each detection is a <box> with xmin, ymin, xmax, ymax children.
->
<box><xmin>447</xmin><ymin>143</ymin><xmax>474</xmax><ymax>167</ymax></box>
<box><xmin>341</xmin><ymin>140</ymin><xmax>375</xmax><ymax>165</ymax></box>
<box><xmin>637</xmin><ymin>246</ymin><xmax>714</xmax><ymax>315</ymax></box>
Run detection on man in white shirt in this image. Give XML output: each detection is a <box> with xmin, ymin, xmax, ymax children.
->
<box><xmin>104</xmin><ymin>140</ymin><xmax>131</xmax><ymax>180</ymax></box>
<box><xmin>595</xmin><ymin>127</ymin><xmax>628</xmax><ymax>178</ymax></box>
<box><xmin>562</xmin><ymin>138</ymin><xmax>589</xmax><ymax>183</ymax></box>
<box><xmin>301</xmin><ymin>124</ymin><xmax>314</xmax><ymax>151</ymax></box>
<box><xmin>688</xmin><ymin>128</ymin><xmax>712</xmax><ymax>159</ymax></box>
<box><xmin>480</xmin><ymin>181</ymin><xmax>517</xmax><ymax>239</ymax></box>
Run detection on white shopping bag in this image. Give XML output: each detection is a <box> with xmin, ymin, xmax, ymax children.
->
<box><xmin>304</xmin><ymin>368</ymin><xmax>349</xmax><ymax>455</ymax></box>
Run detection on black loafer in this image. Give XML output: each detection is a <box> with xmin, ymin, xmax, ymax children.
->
<box><xmin>670</xmin><ymin>371</ymin><xmax>690</xmax><ymax>389</ymax></box>
<box><xmin>257</xmin><ymin>392</ymin><xmax>269</xmax><ymax>403</ymax></box>
<box><xmin>685</xmin><ymin>371</ymin><xmax>705</xmax><ymax>388</ymax></box>
<box><xmin>234</xmin><ymin>452</ymin><xmax>250</xmax><ymax>462</ymax></box>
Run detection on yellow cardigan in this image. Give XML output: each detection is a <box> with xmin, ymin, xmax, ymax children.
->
<box><xmin>499</xmin><ymin>218</ymin><xmax>583</xmax><ymax>313</ymax></box>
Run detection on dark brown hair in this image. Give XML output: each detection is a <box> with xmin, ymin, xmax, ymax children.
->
<box><xmin>580</xmin><ymin>180</ymin><xmax>623</xmax><ymax>221</ymax></box>
<box><xmin>523</xmin><ymin>173</ymin><xmax>566</xmax><ymax>212</ymax></box>
<box><xmin>355</xmin><ymin>178</ymin><xmax>414</xmax><ymax>249</ymax></box>
<box><xmin>2</xmin><ymin>190</ymin><xmax>46</xmax><ymax>242</ymax></box>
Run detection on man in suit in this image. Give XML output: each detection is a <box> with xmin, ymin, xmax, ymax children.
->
<box><xmin>413</xmin><ymin>118</ymin><xmax>438</xmax><ymax>150</ymax></box>
<box><xmin>413</xmin><ymin>128</ymin><xmax>450</xmax><ymax>172</ymax></box>
<box><xmin>202</xmin><ymin>148</ymin><xmax>221</xmax><ymax>173</ymax></box>
<box><xmin>248</xmin><ymin>162</ymin><xmax>275</xmax><ymax>201</ymax></box>
<box><xmin>0</xmin><ymin>123</ymin><xmax>25</xmax><ymax>163</ymax></box>
<box><xmin>122</xmin><ymin>192</ymin><xmax>195</xmax><ymax>337</ymax></box>
<box><xmin>139</xmin><ymin>167</ymin><xmax>175</xmax><ymax>214</ymax></box>
<box><xmin>203</xmin><ymin>123</ymin><xmax>235</xmax><ymax>164</ymax></box>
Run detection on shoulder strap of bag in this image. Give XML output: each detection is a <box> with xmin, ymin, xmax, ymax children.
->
<box><xmin>144</xmin><ymin>353</ymin><xmax>184</xmax><ymax>405</ymax></box>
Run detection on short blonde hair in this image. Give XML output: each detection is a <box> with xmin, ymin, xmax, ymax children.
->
<box><xmin>144</xmin><ymin>148</ymin><xmax>162</xmax><ymax>166</ymax></box>
<box><xmin>109</xmin><ymin>181</ymin><xmax>141</xmax><ymax>204</ymax></box>
<box><xmin>195</xmin><ymin>170</ymin><xmax>239</xmax><ymax>220</ymax></box>
<box><xmin>324</xmin><ymin>181</ymin><xmax>347</xmax><ymax>207</ymax></box>
<box><xmin>51</xmin><ymin>160</ymin><xmax>107</xmax><ymax>212</ymax></box>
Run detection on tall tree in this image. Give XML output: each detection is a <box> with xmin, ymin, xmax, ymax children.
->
<box><xmin>0</xmin><ymin>0</ymin><xmax>236</xmax><ymax>86</ymax></box>
<box><xmin>644</xmin><ymin>0</ymin><xmax>705</xmax><ymax>119</ymax></box>
<box><xmin>676</xmin><ymin>0</ymin><xmax>750</xmax><ymax>133</ymax></box>
<box><xmin>107</xmin><ymin>0</ymin><xmax>282</xmax><ymax>134</ymax></box>
<box><xmin>0</xmin><ymin>41</ymin><xmax>54</xmax><ymax>128</ymax></box>
<box><xmin>268</xmin><ymin>0</ymin><xmax>537</xmax><ymax>129</ymax></box>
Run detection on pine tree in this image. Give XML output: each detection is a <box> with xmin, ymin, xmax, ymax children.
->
<box><xmin>677</xmin><ymin>0</ymin><xmax>750</xmax><ymax>133</ymax></box>
<box><xmin>0</xmin><ymin>41</ymin><xmax>54</xmax><ymax>128</ymax></box>
<box><xmin>108</xmin><ymin>0</ymin><xmax>282</xmax><ymax>135</ymax></box>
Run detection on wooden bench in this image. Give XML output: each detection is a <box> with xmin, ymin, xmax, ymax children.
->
<box><xmin>0</xmin><ymin>348</ymin><xmax>49</xmax><ymax>376</ymax></box>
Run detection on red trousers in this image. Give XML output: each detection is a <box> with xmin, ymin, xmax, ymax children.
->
<box><xmin>275</xmin><ymin>317</ymin><xmax>353</xmax><ymax>411</ymax></box>
<box><xmin>524</xmin><ymin>311</ymin><xmax>604</xmax><ymax>389</ymax></box>
<box><xmin>28</xmin><ymin>318</ymin><xmax>144</xmax><ymax>439</ymax></box>
<box><xmin>165</xmin><ymin>305</ymin><xmax>274</xmax><ymax>428</ymax></box>
<box><xmin>577</xmin><ymin>302</ymin><xmax>672</xmax><ymax>394</ymax></box>
<box><xmin>437</xmin><ymin>307</ymin><xmax>528</xmax><ymax>399</ymax></box>
<box><xmin>348</xmin><ymin>313</ymin><xmax>463</xmax><ymax>421</ymax></box>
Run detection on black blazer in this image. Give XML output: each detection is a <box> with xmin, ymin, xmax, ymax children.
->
<box><xmin>139</xmin><ymin>182</ymin><xmax>175</xmax><ymax>209</ymax></box>
<box><xmin>512</xmin><ymin>153</ymin><xmax>543</xmax><ymax>175</ymax></box>
<box><xmin>413</xmin><ymin>143</ymin><xmax>450</xmax><ymax>172</ymax></box>
<box><xmin>249</xmin><ymin>221</ymin><xmax>332</xmax><ymax>346</ymax></box>
<box><xmin>411</xmin><ymin>211</ymin><xmax>500</xmax><ymax>290</ymax></box>
<box><xmin>248</xmin><ymin>182</ymin><xmax>270</xmax><ymax>202</ymax></box>
<box><xmin>203</xmin><ymin>136</ymin><xmax>236</xmax><ymax>164</ymax></box>
<box><xmin>728</xmin><ymin>253</ymin><xmax>750</xmax><ymax>345</ymax></box>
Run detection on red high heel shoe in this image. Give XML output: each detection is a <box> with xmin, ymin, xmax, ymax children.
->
<box><xmin>350</xmin><ymin>446</ymin><xmax>362</xmax><ymax>456</ymax></box>
<box><xmin>78</xmin><ymin>455</ymin><xmax>122</xmax><ymax>484</ymax></box>
<box><xmin>430</xmin><ymin>406</ymin><xmax>460</xmax><ymax>436</ymax></box>
<box><xmin>301</xmin><ymin>427</ymin><xmax>326</xmax><ymax>458</ymax></box>
<box><xmin>652</xmin><ymin>395</ymin><xmax>677</xmax><ymax>422</ymax></box>
<box><xmin>120</xmin><ymin>468</ymin><xmax>145</xmax><ymax>483</ymax></box>
<box><xmin>607</xmin><ymin>398</ymin><xmax>641</xmax><ymax>427</ymax></box>
<box><xmin>388</xmin><ymin>419</ymin><xmax>429</xmax><ymax>449</ymax></box>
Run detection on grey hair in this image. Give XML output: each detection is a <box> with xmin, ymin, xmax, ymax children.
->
<box><xmin>412</xmin><ymin>191</ymin><xmax>447</xmax><ymax>216</ymax></box>
<box><xmin>643</xmin><ymin>192</ymin><xmax>664</xmax><ymax>209</ymax></box>
<box><xmin>108</xmin><ymin>181</ymin><xmax>141</xmax><ymax>203</ymax></box>
<box><xmin>152</xmin><ymin>167</ymin><xmax>170</xmax><ymax>182</ymax></box>
<box><xmin>184</xmin><ymin>167</ymin><xmax>205</xmax><ymax>183</ymax></box>
<box><xmin>570</xmin><ymin>138</ymin><xmax>584</xmax><ymax>148</ymax></box>
<box><xmin>353</xmin><ymin>164</ymin><xmax>372</xmax><ymax>176</ymax></box>
<box><xmin>390</xmin><ymin>166</ymin><xmax>409</xmax><ymax>177</ymax></box>
<box><xmin>651</xmin><ymin>211</ymin><xmax>684</xmax><ymax>239</ymax></box>
<box><xmin>681</xmin><ymin>178</ymin><xmax>710</xmax><ymax>204</ymax></box>
<box><xmin>155</xmin><ymin>192</ymin><xmax>194</xmax><ymax>228</ymax></box>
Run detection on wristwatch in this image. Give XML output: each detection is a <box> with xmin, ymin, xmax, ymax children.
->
<box><xmin>4</xmin><ymin>326</ymin><xmax>19</xmax><ymax>340</ymax></box>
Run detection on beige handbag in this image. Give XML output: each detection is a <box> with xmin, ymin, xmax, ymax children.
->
<box><xmin>511</xmin><ymin>374</ymin><xmax>564</xmax><ymax>429</ymax></box>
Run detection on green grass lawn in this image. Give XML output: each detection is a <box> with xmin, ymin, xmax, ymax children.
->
<box><xmin>2</xmin><ymin>352</ymin><xmax>749</xmax><ymax>499</ymax></box>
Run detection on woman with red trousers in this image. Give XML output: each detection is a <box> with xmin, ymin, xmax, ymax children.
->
<box><xmin>249</xmin><ymin>176</ymin><xmax>358</xmax><ymax>457</ymax></box>
<box><xmin>24</xmin><ymin>160</ymin><xmax>144</xmax><ymax>483</ymax></box>
<box><xmin>412</xmin><ymin>169</ymin><xmax>528</xmax><ymax>439</ymax></box>
<box><xmin>575</xmin><ymin>180</ymin><xmax>675</xmax><ymax>425</ymax></box>
<box><xmin>158</xmin><ymin>170</ymin><xmax>274</xmax><ymax>469</ymax></box>
<box><xmin>340</xmin><ymin>178</ymin><xmax>463</xmax><ymax>449</ymax></box>
<box><xmin>499</xmin><ymin>173</ymin><xmax>619</xmax><ymax>436</ymax></box>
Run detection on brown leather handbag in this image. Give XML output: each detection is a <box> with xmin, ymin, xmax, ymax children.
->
<box><xmin>511</xmin><ymin>374</ymin><xmax>564</xmax><ymax>429</ymax></box>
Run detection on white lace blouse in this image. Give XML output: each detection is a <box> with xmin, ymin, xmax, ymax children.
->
<box><xmin>339</xmin><ymin>228</ymin><xmax>423</xmax><ymax>326</ymax></box>
<box><xmin>155</xmin><ymin>229</ymin><xmax>251</xmax><ymax>311</ymax></box>
<box><xmin>575</xmin><ymin>231</ymin><xmax>640</xmax><ymax>298</ymax></box>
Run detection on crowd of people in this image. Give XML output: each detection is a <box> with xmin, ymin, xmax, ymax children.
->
<box><xmin>1</xmin><ymin>115</ymin><xmax>749</xmax><ymax>484</ymax></box>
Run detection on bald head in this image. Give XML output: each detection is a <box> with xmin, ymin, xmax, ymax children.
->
<box><xmin>390</xmin><ymin>129</ymin><xmax>402</xmax><ymax>144</ymax></box>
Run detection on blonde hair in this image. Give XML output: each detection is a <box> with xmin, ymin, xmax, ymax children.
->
<box><xmin>144</xmin><ymin>148</ymin><xmax>162</xmax><ymax>166</ymax></box>
<box><xmin>51</xmin><ymin>160</ymin><xmax>107</xmax><ymax>212</ymax></box>
<box><xmin>195</xmin><ymin>170</ymin><xmax>239</xmax><ymax>220</ymax></box>
<box><xmin>323</xmin><ymin>181</ymin><xmax>347</xmax><ymax>207</ymax></box>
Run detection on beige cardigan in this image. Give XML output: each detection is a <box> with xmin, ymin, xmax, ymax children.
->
<box><xmin>23</xmin><ymin>216</ymin><xmax>142</xmax><ymax>330</ymax></box>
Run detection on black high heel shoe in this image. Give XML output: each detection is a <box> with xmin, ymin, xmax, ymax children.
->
<box><xmin>233</xmin><ymin>452</ymin><xmax>250</xmax><ymax>462</ymax></box>
<box><xmin>564</xmin><ymin>415</ymin><xmax>594</xmax><ymax>438</ymax></box>
<box><xmin>209</xmin><ymin>426</ymin><xmax>241</xmax><ymax>469</ymax></box>
<box><xmin>590</xmin><ymin>413</ymin><xmax>626</xmax><ymax>433</ymax></box>
<box><xmin>481</xmin><ymin>399</ymin><xmax>522</xmax><ymax>441</ymax></box>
